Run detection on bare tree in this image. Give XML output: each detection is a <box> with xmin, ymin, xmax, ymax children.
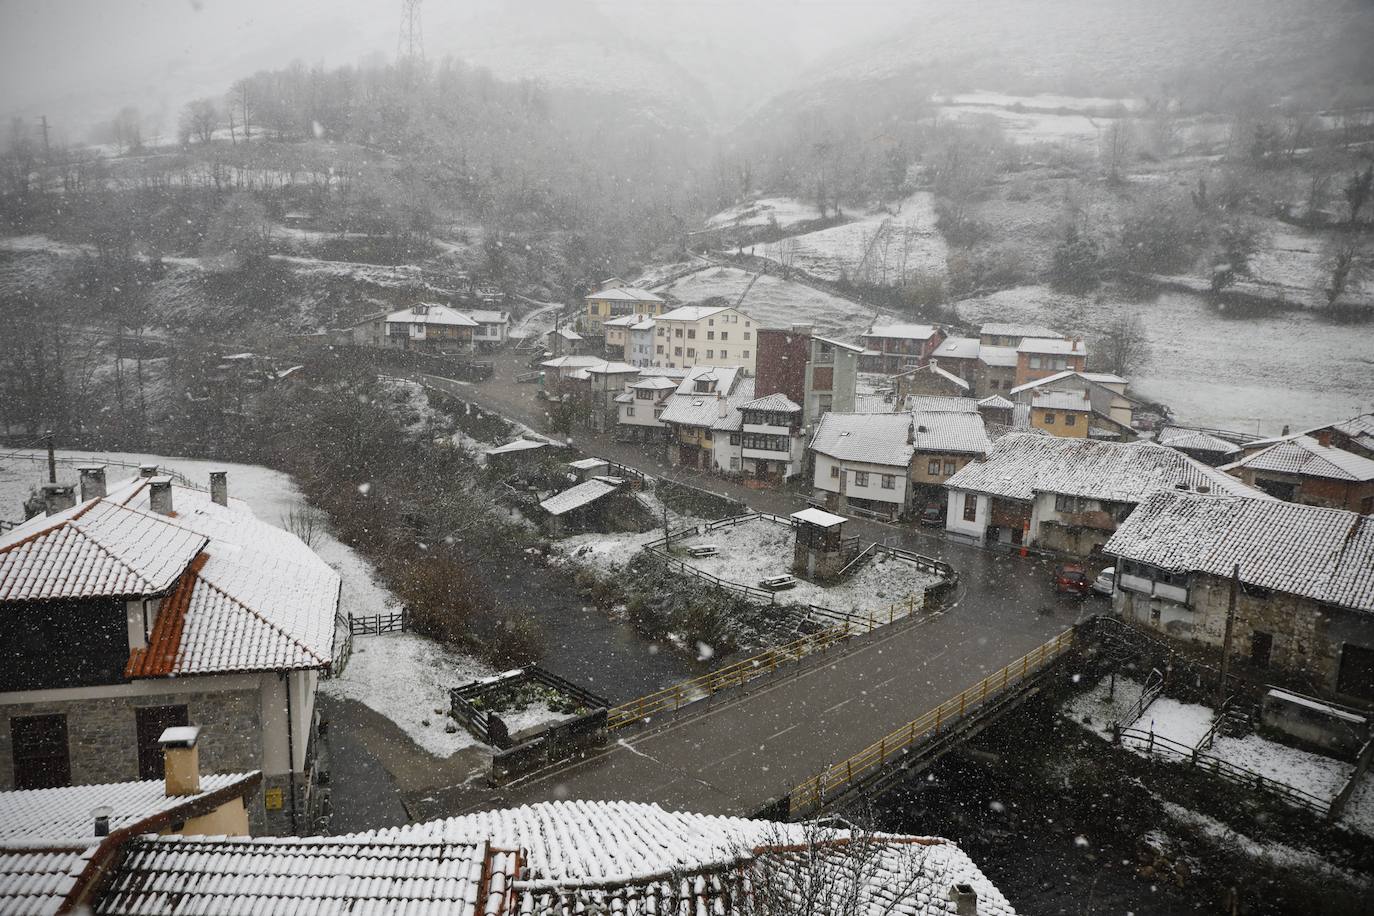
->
<box><xmin>1099</xmin><ymin>118</ymin><xmax>1134</xmax><ymax>184</ymax></box>
<box><xmin>282</xmin><ymin>503</ymin><xmax>326</xmax><ymax>547</ymax></box>
<box><xmin>1093</xmin><ymin>313</ymin><xmax>1151</xmax><ymax>377</ymax></box>
<box><xmin>179</xmin><ymin>98</ymin><xmax>219</xmax><ymax>146</ymax></box>
<box><xmin>1344</xmin><ymin>165</ymin><xmax>1373</xmax><ymax>224</ymax></box>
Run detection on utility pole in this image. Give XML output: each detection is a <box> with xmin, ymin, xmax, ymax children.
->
<box><xmin>45</xmin><ymin>430</ymin><xmax>56</xmax><ymax>483</ymax></box>
<box><xmin>1217</xmin><ymin>563</ymin><xmax>1239</xmax><ymax>708</ymax></box>
<box><xmin>38</xmin><ymin>116</ymin><xmax>51</xmax><ymax>162</ymax></box>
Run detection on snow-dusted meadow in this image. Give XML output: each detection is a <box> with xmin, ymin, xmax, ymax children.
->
<box><xmin>705</xmin><ymin>197</ymin><xmax>824</xmax><ymax>233</ymax></box>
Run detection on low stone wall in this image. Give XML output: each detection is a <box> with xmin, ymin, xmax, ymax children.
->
<box><xmin>491</xmin><ymin>708</ymin><xmax>609</xmax><ymax>786</ymax></box>
<box><xmin>451</xmin><ymin>665</ymin><xmax>610</xmax><ymax>750</ymax></box>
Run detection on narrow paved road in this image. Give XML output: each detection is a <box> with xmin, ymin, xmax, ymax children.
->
<box><xmin>410</xmin><ymin>353</ymin><xmax>1099</xmax><ymax>819</ymax></box>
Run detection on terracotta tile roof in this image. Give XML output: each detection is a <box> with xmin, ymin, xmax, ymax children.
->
<box><xmin>0</xmin><ymin>500</ymin><xmax>207</xmax><ymax>603</ymax></box>
<box><xmin>1104</xmin><ymin>491</ymin><xmax>1374</xmax><ymax>612</ymax></box>
<box><xmin>0</xmin><ymin>843</ymin><xmax>95</xmax><ymax>916</ymax></box>
<box><xmin>0</xmin><ymin>772</ymin><xmax>259</xmax><ymax>843</ymax></box>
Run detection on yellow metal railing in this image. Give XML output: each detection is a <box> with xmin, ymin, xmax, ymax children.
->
<box><xmin>605</xmin><ymin>590</ymin><xmax>936</xmax><ymax>731</ymax></box>
<box><xmin>788</xmin><ymin>628</ymin><xmax>1076</xmax><ymax>815</ymax></box>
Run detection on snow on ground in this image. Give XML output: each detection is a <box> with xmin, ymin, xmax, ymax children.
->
<box><xmin>672</xmin><ymin>517</ymin><xmax>940</xmax><ymax>613</ymax></box>
<box><xmin>936</xmin><ymin>103</ymin><xmax>1116</xmax><ymax>150</ymax></box>
<box><xmin>938</xmin><ymin>90</ymin><xmax>1140</xmax><ymax>113</ymax></box>
<box><xmin>1161</xmin><ymin>801</ymin><xmax>1369</xmax><ymax>885</ymax></box>
<box><xmin>706</xmin><ymin>197</ymin><xmax>824</xmax><ymax>232</ymax></box>
<box><xmin>758</xmin><ymin>192</ymin><xmax>947</xmax><ymax>287</ymax></box>
<box><xmin>653</xmin><ymin>265</ymin><xmax>880</xmax><ymax>341</ymax></box>
<box><xmin>1339</xmin><ymin>773</ymin><xmax>1374</xmax><ymax>838</ymax></box>
<box><xmin>321</xmin><ymin>632</ymin><xmax>494</xmax><ymax>758</ymax></box>
<box><xmin>1062</xmin><ymin>675</ymin><xmax>1360</xmax><ymax>814</ymax></box>
<box><xmin>953</xmin><ymin>285</ymin><xmax>1374</xmax><ymax>435</ymax></box>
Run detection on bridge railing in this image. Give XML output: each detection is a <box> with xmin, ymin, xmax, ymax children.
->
<box><xmin>789</xmin><ymin>628</ymin><xmax>1076</xmax><ymax>816</ymax></box>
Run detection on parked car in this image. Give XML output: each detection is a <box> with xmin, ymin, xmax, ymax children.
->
<box><xmin>918</xmin><ymin>503</ymin><xmax>945</xmax><ymax>527</ymax></box>
<box><xmin>1053</xmin><ymin>563</ymin><xmax>1093</xmax><ymax>596</ymax></box>
<box><xmin>1092</xmin><ymin>566</ymin><xmax>1116</xmax><ymax>596</ymax></box>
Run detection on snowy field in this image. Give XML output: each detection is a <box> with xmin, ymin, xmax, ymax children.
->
<box><xmin>654</xmin><ymin>265</ymin><xmax>881</xmax><ymax>340</ymax></box>
<box><xmin>1063</xmin><ymin>675</ymin><xmax>1370</xmax><ymax>836</ymax></box>
<box><xmin>706</xmin><ymin>197</ymin><xmax>823</xmax><ymax>232</ymax></box>
<box><xmin>953</xmin><ymin>285</ymin><xmax>1374</xmax><ymax>435</ymax></box>
<box><xmin>936</xmin><ymin>103</ymin><xmax>1116</xmax><ymax>151</ymax></box>
<box><xmin>757</xmin><ymin>192</ymin><xmax>947</xmax><ymax>287</ymax></box>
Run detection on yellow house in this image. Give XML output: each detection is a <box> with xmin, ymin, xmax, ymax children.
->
<box><xmin>1030</xmin><ymin>390</ymin><xmax>1091</xmax><ymax>438</ymax></box>
<box><xmin>584</xmin><ymin>285</ymin><xmax>667</xmax><ymax>326</ymax></box>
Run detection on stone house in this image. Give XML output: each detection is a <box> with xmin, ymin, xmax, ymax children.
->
<box><xmin>1105</xmin><ymin>490</ymin><xmax>1374</xmax><ymax>703</ymax></box>
<box><xmin>943</xmin><ymin>434</ymin><xmax>1266</xmax><ymax>553</ymax></box>
<box><xmin>0</xmin><ymin>468</ymin><xmax>339</xmax><ymax>835</ymax></box>
<box><xmin>894</xmin><ymin>360</ymin><xmax>971</xmax><ymax>401</ymax></box>
<box><xmin>1222</xmin><ymin>435</ymin><xmax>1374</xmax><ymax>514</ymax></box>
<box><xmin>754</xmin><ymin>326</ymin><xmax>861</xmax><ymax>425</ymax></box>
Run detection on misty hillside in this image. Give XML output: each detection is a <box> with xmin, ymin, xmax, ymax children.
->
<box><xmin>776</xmin><ymin>0</ymin><xmax>1374</xmax><ymax>111</ymax></box>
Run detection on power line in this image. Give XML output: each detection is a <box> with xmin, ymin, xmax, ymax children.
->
<box><xmin>398</xmin><ymin>0</ymin><xmax>424</xmax><ymax>65</ymax></box>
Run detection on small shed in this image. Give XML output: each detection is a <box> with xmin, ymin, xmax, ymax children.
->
<box><xmin>790</xmin><ymin>507</ymin><xmax>849</xmax><ymax>580</ymax></box>
<box><xmin>538</xmin><ymin>478</ymin><xmax>623</xmax><ymax>536</ymax></box>
<box><xmin>568</xmin><ymin>457</ymin><xmax>610</xmax><ymax>482</ymax></box>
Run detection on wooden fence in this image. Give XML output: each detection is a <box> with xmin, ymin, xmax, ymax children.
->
<box><xmin>1116</xmin><ymin>727</ymin><xmax>1333</xmax><ymax>817</ymax></box>
<box><xmin>788</xmin><ymin>628</ymin><xmax>1077</xmax><ymax>816</ymax></box>
<box><xmin>348</xmin><ymin>609</ymin><xmax>408</xmax><ymax>636</ymax></box>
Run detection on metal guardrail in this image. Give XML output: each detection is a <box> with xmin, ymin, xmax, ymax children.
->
<box><xmin>789</xmin><ymin>628</ymin><xmax>1076</xmax><ymax>816</ymax></box>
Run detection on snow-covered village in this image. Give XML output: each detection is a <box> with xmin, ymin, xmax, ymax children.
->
<box><xmin>1</xmin><ymin>1</ymin><xmax>1373</xmax><ymax>914</ymax></box>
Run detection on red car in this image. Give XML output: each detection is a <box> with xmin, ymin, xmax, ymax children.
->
<box><xmin>1054</xmin><ymin>564</ymin><xmax>1093</xmax><ymax>596</ymax></box>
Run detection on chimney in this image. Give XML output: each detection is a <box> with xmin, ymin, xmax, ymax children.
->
<box><xmin>139</xmin><ymin>463</ymin><xmax>159</xmax><ymax>479</ymax></box>
<box><xmin>77</xmin><ymin>465</ymin><xmax>107</xmax><ymax>501</ymax></box>
<box><xmin>148</xmin><ymin>476</ymin><xmax>174</xmax><ymax>515</ymax></box>
<box><xmin>1281</xmin><ymin>424</ymin><xmax>1290</xmax><ymax>436</ymax></box>
<box><xmin>948</xmin><ymin>883</ymin><xmax>978</xmax><ymax>915</ymax></box>
<box><xmin>209</xmin><ymin>470</ymin><xmax>228</xmax><ymax>507</ymax></box>
<box><xmin>42</xmin><ymin>483</ymin><xmax>76</xmax><ymax>516</ymax></box>
<box><xmin>718</xmin><ymin>397</ymin><xmax>728</xmax><ymax>419</ymax></box>
<box><xmin>91</xmin><ymin>805</ymin><xmax>113</xmax><ymax>837</ymax></box>
<box><xmin>907</xmin><ymin>422</ymin><xmax>915</xmax><ymax>445</ymax></box>
<box><xmin>159</xmin><ymin>725</ymin><xmax>202</xmax><ymax>796</ymax></box>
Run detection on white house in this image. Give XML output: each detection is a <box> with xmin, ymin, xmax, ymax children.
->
<box><xmin>460</xmin><ymin>309</ymin><xmax>509</xmax><ymax>349</ymax></box>
<box><xmin>809</xmin><ymin>412</ymin><xmax>916</xmax><ymax>521</ymax></box>
<box><xmin>615</xmin><ymin>376</ymin><xmax>677</xmax><ymax>441</ymax></box>
<box><xmin>0</xmin><ymin>468</ymin><xmax>339</xmax><ymax>836</ymax></box>
<box><xmin>383</xmin><ymin>303</ymin><xmax>478</xmax><ymax>353</ymax></box>
<box><xmin>651</xmin><ymin>305</ymin><xmax>760</xmax><ymax>374</ymax></box>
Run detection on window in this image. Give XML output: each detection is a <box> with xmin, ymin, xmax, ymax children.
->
<box><xmin>688</xmin><ymin>329</ymin><xmax>696</xmax><ymax>339</ymax></box>
<box><xmin>729</xmin><ymin>433</ymin><xmax>740</xmax><ymax>445</ymax></box>
<box><xmin>626</xmin><ymin>406</ymin><xmax>635</xmax><ymax>416</ymax></box>
<box><xmin>11</xmin><ymin>714</ymin><xmax>70</xmax><ymax>789</ymax></box>
<box><xmin>928</xmin><ymin>459</ymin><xmax>940</xmax><ymax>475</ymax></box>
<box><xmin>706</xmin><ymin>350</ymin><xmax>714</xmax><ymax>359</ymax></box>
<box><xmin>636</xmin><ymin>389</ymin><xmax>654</xmax><ymax>400</ymax></box>
<box><xmin>674</xmin><ymin>347</ymin><xmax>682</xmax><ymax>356</ymax></box>
<box><xmin>742</xmin><ymin>350</ymin><xmax>749</xmax><ymax>358</ymax></box>
<box><xmin>1043</xmin><ymin>412</ymin><xmax>1056</xmax><ymax>424</ymax></box>
<box><xmin>720</xmin><ymin>349</ymin><xmax>728</xmax><ymax>359</ymax></box>
<box><xmin>853</xmin><ymin>471</ymin><xmax>870</xmax><ymax>487</ymax></box>
<box><xmin>721</xmin><ymin>332</ymin><xmax>729</xmax><ymax>341</ymax></box>
<box><xmin>730</xmin><ymin>457</ymin><xmax>740</xmax><ymax>470</ymax></box>
<box><xmin>1250</xmin><ymin>632</ymin><xmax>1273</xmax><ymax>669</ymax></box>
<box><xmin>830</xmin><ymin>465</ymin><xmax>840</xmax><ymax>478</ymax></box>
<box><xmin>1064</xmin><ymin>414</ymin><xmax>1076</xmax><ymax>427</ymax></box>
<box><xmin>708</xmin><ymin>318</ymin><xmax>714</xmax><ymax>326</ymax></box>
<box><xmin>744</xmin><ymin>331</ymin><xmax>751</xmax><ymax>340</ymax></box>
<box><xmin>881</xmin><ymin>474</ymin><xmax>895</xmax><ymax>489</ymax></box>
<box><xmin>658</xmin><ymin>327</ymin><xmax>666</xmax><ymax>337</ymax></box>
<box><xmin>137</xmin><ymin>705</ymin><xmax>188</xmax><ymax>780</ymax></box>
<box><xmin>675</xmin><ymin>328</ymin><xmax>683</xmax><ymax>338</ymax></box>
<box><xmin>707</xmin><ymin>331</ymin><xmax>715</xmax><ymax>340</ymax></box>
<box><xmin>962</xmin><ymin>493</ymin><xmax>977</xmax><ymax>522</ymax></box>
<box><xmin>943</xmin><ymin>460</ymin><xmax>957</xmax><ymax>475</ymax></box>
<box><xmin>686</xmin><ymin>348</ymin><xmax>695</xmax><ymax>358</ymax></box>
<box><xmin>1030</xmin><ymin>356</ymin><xmax>1042</xmax><ymax>369</ymax></box>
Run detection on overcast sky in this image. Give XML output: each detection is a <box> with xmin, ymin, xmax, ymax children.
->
<box><xmin>1</xmin><ymin>0</ymin><xmax>916</xmax><ymax>138</ymax></box>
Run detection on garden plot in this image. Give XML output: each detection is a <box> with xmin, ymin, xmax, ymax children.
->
<box><xmin>758</xmin><ymin>192</ymin><xmax>947</xmax><ymax>286</ymax></box>
<box><xmin>653</xmin><ymin>265</ymin><xmax>879</xmax><ymax>340</ymax></box>
<box><xmin>672</xmin><ymin>517</ymin><xmax>940</xmax><ymax>614</ymax></box>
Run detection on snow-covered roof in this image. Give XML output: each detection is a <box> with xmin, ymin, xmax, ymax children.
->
<box><xmin>1031</xmin><ymin>391</ymin><xmax>1091</xmax><ymax>412</ymax></box>
<box><xmin>0</xmin><ymin>499</ymin><xmax>207</xmax><ymax>602</ymax></box>
<box><xmin>792</xmin><ymin>507</ymin><xmax>847</xmax><ymax>528</ymax></box>
<box><xmin>630</xmin><ymin>318</ymin><xmax>657</xmax><ymax>331</ymax></box>
<box><xmin>1328</xmin><ymin>412</ymin><xmax>1374</xmax><ymax>453</ymax></box>
<box><xmin>1158</xmin><ymin>430</ymin><xmax>1240</xmax><ymax>456</ymax></box>
<box><xmin>568</xmin><ymin>458</ymin><xmax>609</xmax><ymax>471</ymax></box>
<box><xmin>555</xmin><ymin>328</ymin><xmax>583</xmax><ymax>341</ymax></box>
<box><xmin>1105</xmin><ymin>491</ymin><xmax>1374</xmax><ymax>613</ymax></box>
<box><xmin>538</xmin><ymin>479</ymin><xmax>620</xmax><ymax>516</ymax></box>
<box><xmin>979</xmin><ymin>322</ymin><xmax>1061</xmax><ymax>340</ymax></box>
<box><xmin>462</xmin><ymin>309</ymin><xmax>509</xmax><ymax>325</ymax></box>
<box><xmin>854</xmin><ymin>394</ymin><xmax>898</xmax><ymax>413</ymax></box>
<box><xmin>485</xmin><ymin>438</ymin><xmax>551</xmax><ymax>456</ymax></box>
<box><xmin>912</xmin><ymin>411</ymin><xmax>992</xmax><ymax>456</ymax></box>
<box><xmin>586</xmin><ymin>286</ymin><xmax>664</xmax><ymax>303</ymax></box>
<box><xmin>659</xmin><ymin>380</ymin><xmax>757</xmax><ymax>431</ymax></box>
<box><xmin>0</xmin><ymin>772</ymin><xmax>259</xmax><ymax>843</ymax></box>
<box><xmin>976</xmin><ymin>345</ymin><xmax>1019</xmax><ymax>368</ymax></box>
<box><xmin>863</xmin><ymin>323</ymin><xmax>939</xmax><ymax>341</ymax></box>
<box><xmin>540</xmin><ymin>355</ymin><xmax>606</xmax><ymax>369</ymax></box>
<box><xmin>945</xmin><ymin>434</ymin><xmax>1268</xmax><ymax>504</ymax></box>
<box><xmin>1016</xmin><ymin>338</ymin><xmax>1084</xmax><ymax>356</ymax></box>
<box><xmin>602</xmin><ymin>313</ymin><xmax>651</xmax><ymax>328</ymax></box>
<box><xmin>906</xmin><ymin>396</ymin><xmax>979</xmax><ymax>414</ymax></box>
<box><xmin>1080</xmin><ymin>371</ymin><xmax>1126</xmax><ymax>385</ymax></box>
<box><xmin>101</xmin><ymin>836</ymin><xmax>512</xmax><ymax>916</ymax></box>
<box><xmin>1222</xmin><ymin>435</ymin><xmax>1374</xmax><ymax>482</ymax></box>
<box><xmin>900</xmin><ymin>361</ymin><xmax>969</xmax><ymax>391</ymax></box>
<box><xmin>673</xmin><ymin>365</ymin><xmax>742</xmax><ymax>396</ymax></box>
<box><xmin>813</xmin><ymin>335</ymin><xmax>866</xmax><ymax>353</ymax></box>
<box><xmin>88</xmin><ymin>800</ymin><xmax>1014</xmax><ymax>916</ymax></box>
<box><xmin>586</xmin><ymin>361</ymin><xmax>640</xmax><ymax>376</ymax></box>
<box><xmin>978</xmin><ymin>395</ymin><xmax>1014</xmax><ymax>410</ymax></box>
<box><xmin>386</xmin><ymin>304</ymin><xmax>479</xmax><ymax>327</ymax></box>
<box><xmin>1009</xmin><ymin>370</ymin><xmax>1082</xmax><ymax>395</ymax></box>
<box><xmin>811</xmin><ymin>413</ymin><xmax>915</xmax><ymax>468</ymax></box>
<box><xmin>658</xmin><ymin>304</ymin><xmax>732</xmax><ymax>322</ymax></box>
<box><xmin>741</xmin><ymin>393</ymin><xmax>801</xmax><ymax>413</ymax></box>
<box><xmin>931</xmin><ymin>336</ymin><xmax>981</xmax><ymax>360</ymax></box>
<box><xmin>629</xmin><ymin>376</ymin><xmax>677</xmax><ymax>391</ymax></box>
<box><xmin>0</xmin><ymin>844</ymin><xmax>95</xmax><ymax>915</ymax></box>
